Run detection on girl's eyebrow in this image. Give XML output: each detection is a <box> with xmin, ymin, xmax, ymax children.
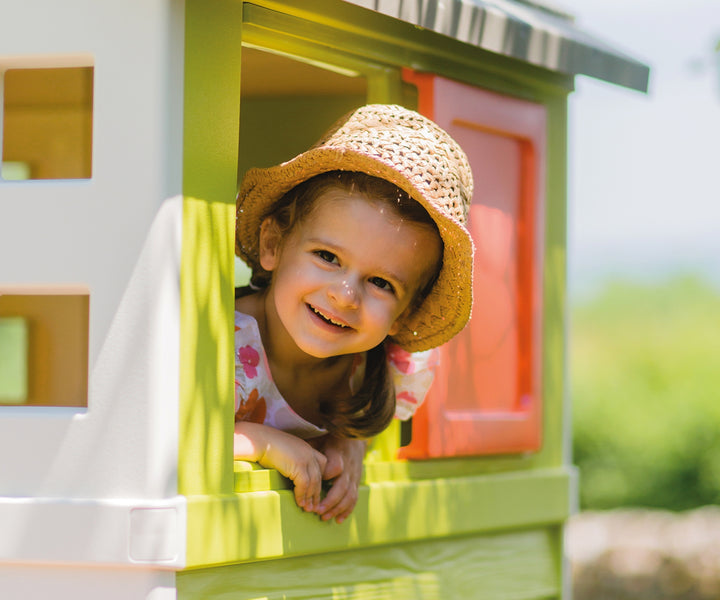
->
<box><xmin>307</xmin><ymin>237</ymin><xmax>409</xmax><ymax>294</ymax></box>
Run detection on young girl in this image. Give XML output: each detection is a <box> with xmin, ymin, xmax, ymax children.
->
<box><xmin>234</xmin><ymin>104</ymin><xmax>474</xmax><ymax>523</ymax></box>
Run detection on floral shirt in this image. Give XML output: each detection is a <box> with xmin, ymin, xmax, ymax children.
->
<box><xmin>234</xmin><ymin>312</ymin><xmax>438</xmax><ymax>439</ymax></box>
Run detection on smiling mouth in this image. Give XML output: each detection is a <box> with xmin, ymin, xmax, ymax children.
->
<box><xmin>308</xmin><ymin>304</ymin><xmax>350</xmax><ymax>329</ymax></box>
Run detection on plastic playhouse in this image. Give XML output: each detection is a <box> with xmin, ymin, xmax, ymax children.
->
<box><xmin>0</xmin><ymin>1</ymin><xmax>648</xmax><ymax>598</ymax></box>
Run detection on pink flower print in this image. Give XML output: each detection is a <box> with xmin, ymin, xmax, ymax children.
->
<box><xmin>396</xmin><ymin>391</ymin><xmax>418</xmax><ymax>406</ymax></box>
<box><xmin>387</xmin><ymin>344</ymin><xmax>414</xmax><ymax>374</ymax></box>
<box><xmin>238</xmin><ymin>345</ymin><xmax>260</xmax><ymax>379</ymax></box>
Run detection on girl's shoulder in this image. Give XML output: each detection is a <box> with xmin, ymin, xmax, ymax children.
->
<box><xmin>234</xmin><ymin>310</ymin><xmax>328</xmax><ymax>439</ymax></box>
<box><xmin>235</xmin><ymin>309</ymin><xmax>258</xmax><ymax>328</ymax></box>
<box><xmin>235</xmin><ymin>288</ymin><xmax>262</xmax><ymax>317</ymax></box>
<box><xmin>235</xmin><ymin>311</ymin><xmax>262</xmax><ymax>345</ymax></box>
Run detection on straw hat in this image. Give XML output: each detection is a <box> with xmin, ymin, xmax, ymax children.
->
<box><xmin>236</xmin><ymin>104</ymin><xmax>474</xmax><ymax>352</ymax></box>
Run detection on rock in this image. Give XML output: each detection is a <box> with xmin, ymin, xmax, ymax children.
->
<box><xmin>566</xmin><ymin>507</ymin><xmax>720</xmax><ymax>600</ymax></box>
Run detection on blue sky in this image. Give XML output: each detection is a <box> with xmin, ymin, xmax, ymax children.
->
<box><xmin>557</xmin><ymin>0</ymin><xmax>720</xmax><ymax>295</ymax></box>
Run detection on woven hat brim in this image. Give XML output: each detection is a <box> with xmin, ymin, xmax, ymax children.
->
<box><xmin>236</xmin><ymin>146</ymin><xmax>474</xmax><ymax>352</ymax></box>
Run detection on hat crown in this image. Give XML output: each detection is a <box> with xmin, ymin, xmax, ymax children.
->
<box><xmin>315</xmin><ymin>104</ymin><xmax>473</xmax><ymax>225</ymax></box>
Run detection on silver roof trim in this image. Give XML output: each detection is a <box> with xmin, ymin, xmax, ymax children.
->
<box><xmin>343</xmin><ymin>0</ymin><xmax>650</xmax><ymax>92</ymax></box>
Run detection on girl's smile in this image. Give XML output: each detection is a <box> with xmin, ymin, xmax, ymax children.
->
<box><xmin>307</xmin><ymin>303</ymin><xmax>352</xmax><ymax>329</ymax></box>
<box><xmin>258</xmin><ymin>188</ymin><xmax>442</xmax><ymax>363</ymax></box>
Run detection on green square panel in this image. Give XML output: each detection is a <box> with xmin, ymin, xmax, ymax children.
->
<box><xmin>0</xmin><ymin>317</ymin><xmax>28</xmax><ymax>404</ymax></box>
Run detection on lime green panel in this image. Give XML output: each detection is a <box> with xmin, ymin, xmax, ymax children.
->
<box><xmin>179</xmin><ymin>527</ymin><xmax>561</xmax><ymax>600</ymax></box>
<box><xmin>183</xmin><ymin>0</ymin><xmax>244</xmax><ymax>202</ymax></box>
<box><xmin>179</xmin><ymin>0</ymin><xmax>243</xmax><ymax>496</ymax></box>
<box><xmin>185</xmin><ymin>467</ymin><xmax>572</xmax><ymax>567</ymax></box>
<box><xmin>234</xmin><ymin>460</ymin><xmax>289</xmax><ymax>492</ymax></box>
<box><xmin>0</xmin><ymin>317</ymin><xmax>28</xmax><ymax>404</ymax></box>
<box><xmin>541</xmin><ymin>95</ymin><xmax>570</xmax><ymax>468</ymax></box>
<box><xmin>180</xmin><ymin>197</ymin><xmax>236</xmax><ymax>496</ymax></box>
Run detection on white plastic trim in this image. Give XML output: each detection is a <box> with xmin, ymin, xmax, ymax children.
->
<box><xmin>0</xmin><ymin>496</ymin><xmax>187</xmax><ymax>569</ymax></box>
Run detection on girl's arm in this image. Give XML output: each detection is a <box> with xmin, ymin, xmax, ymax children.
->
<box><xmin>234</xmin><ymin>421</ymin><xmax>328</xmax><ymax>512</ymax></box>
<box><xmin>315</xmin><ymin>436</ymin><xmax>368</xmax><ymax>524</ymax></box>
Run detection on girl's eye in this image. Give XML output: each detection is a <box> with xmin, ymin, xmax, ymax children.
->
<box><xmin>314</xmin><ymin>250</ymin><xmax>338</xmax><ymax>264</ymax></box>
<box><xmin>369</xmin><ymin>276</ymin><xmax>395</xmax><ymax>294</ymax></box>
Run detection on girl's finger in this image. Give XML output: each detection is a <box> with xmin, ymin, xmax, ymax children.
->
<box><xmin>319</xmin><ymin>476</ymin><xmax>357</xmax><ymax>523</ymax></box>
<box><xmin>309</xmin><ymin>451</ymin><xmax>328</xmax><ymax>509</ymax></box>
<box><xmin>323</xmin><ymin>492</ymin><xmax>356</xmax><ymax>523</ymax></box>
<box><xmin>294</xmin><ymin>452</ymin><xmax>325</xmax><ymax>512</ymax></box>
<box><xmin>322</xmin><ymin>451</ymin><xmax>343</xmax><ymax>481</ymax></box>
<box><xmin>292</xmin><ymin>467</ymin><xmax>315</xmax><ymax>511</ymax></box>
<box><xmin>292</xmin><ymin>471</ymin><xmax>309</xmax><ymax>510</ymax></box>
<box><xmin>317</xmin><ymin>475</ymin><xmax>346</xmax><ymax>516</ymax></box>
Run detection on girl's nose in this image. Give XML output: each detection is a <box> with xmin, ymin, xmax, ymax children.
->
<box><xmin>328</xmin><ymin>278</ymin><xmax>359</xmax><ymax>308</ymax></box>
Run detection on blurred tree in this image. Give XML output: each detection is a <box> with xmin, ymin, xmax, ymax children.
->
<box><xmin>572</xmin><ymin>276</ymin><xmax>720</xmax><ymax>510</ymax></box>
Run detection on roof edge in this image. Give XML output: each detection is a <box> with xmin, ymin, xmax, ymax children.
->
<box><xmin>342</xmin><ymin>0</ymin><xmax>650</xmax><ymax>92</ymax></box>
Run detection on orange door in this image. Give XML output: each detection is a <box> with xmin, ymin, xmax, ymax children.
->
<box><xmin>400</xmin><ymin>71</ymin><xmax>546</xmax><ymax>458</ymax></box>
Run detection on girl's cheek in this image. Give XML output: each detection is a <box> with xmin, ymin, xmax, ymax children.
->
<box><xmin>369</xmin><ymin>296</ymin><xmax>400</xmax><ymax>323</ymax></box>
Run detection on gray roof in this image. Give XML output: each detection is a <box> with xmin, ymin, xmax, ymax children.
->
<box><xmin>343</xmin><ymin>0</ymin><xmax>650</xmax><ymax>92</ymax></box>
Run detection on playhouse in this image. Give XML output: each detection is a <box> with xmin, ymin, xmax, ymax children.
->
<box><xmin>0</xmin><ymin>1</ymin><xmax>648</xmax><ymax>598</ymax></box>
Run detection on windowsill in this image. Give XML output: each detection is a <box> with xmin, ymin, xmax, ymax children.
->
<box><xmin>186</xmin><ymin>462</ymin><xmax>575</xmax><ymax>569</ymax></box>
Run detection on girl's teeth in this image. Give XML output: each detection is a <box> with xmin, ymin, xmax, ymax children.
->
<box><xmin>312</xmin><ymin>306</ymin><xmax>347</xmax><ymax>328</ymax></box>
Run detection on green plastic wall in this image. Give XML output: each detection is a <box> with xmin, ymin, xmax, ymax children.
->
<box><xmin>180</xmin><ymin>528</ymin><xmax>562</xmax><ymax>600</ymax></box>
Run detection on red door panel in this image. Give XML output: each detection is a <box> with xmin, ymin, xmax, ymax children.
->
<box><xmin>399</xmin><ymin>71</ymin><xmax>545</xmax><ymax>458</ymax></box>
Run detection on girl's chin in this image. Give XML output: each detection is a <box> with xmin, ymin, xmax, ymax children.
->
<box><xmin>291</xmin><ymin>333</ymin><xmax>379</xmax><ymax>360</ymax></box>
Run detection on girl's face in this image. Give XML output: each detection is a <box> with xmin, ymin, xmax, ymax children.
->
<box><xmin>259</xmin><ymin>188</ymin><xmax>442</xmax><ymax>360</ymax></box>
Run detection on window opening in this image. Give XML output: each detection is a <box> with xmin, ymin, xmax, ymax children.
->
<box><xmin>0</xmin><ymin>288</ymin><xmax>89</xmax><ymax>407</ymax></box>
<box><xmin>1</xmin><ymin>66</ymin><xmax>93</xmax><ymax>181</ymax></box>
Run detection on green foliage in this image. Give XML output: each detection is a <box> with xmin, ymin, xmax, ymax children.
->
<box><xmin>571</xmin><ymin>275</ymin><xmax>720</xmax><ymax>510</ymax></box>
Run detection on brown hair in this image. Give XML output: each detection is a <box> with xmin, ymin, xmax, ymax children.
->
<box><xmin>246</xmin><ymin>170</ymin><xmax>442</xmax><ymax>439</ymax></box>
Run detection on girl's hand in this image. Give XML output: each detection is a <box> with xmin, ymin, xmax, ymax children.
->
<box><xmin>315</xmin><ymin>436</ymin><xmax>367</xmax><ymax>524</ymax></box>
<box><xmin>234</xmin><ymin>421</ymin><xmax>328</xmax><ymax>512</ymax></box>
